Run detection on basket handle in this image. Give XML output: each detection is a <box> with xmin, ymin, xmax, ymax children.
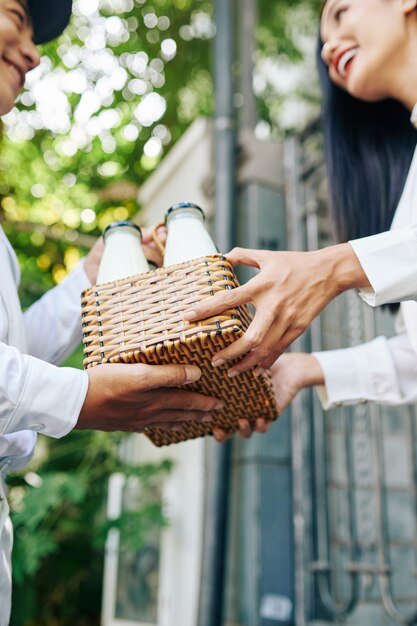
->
<box><xmin>150</xmin><ymin>221</ymin><xmax>166</xmax><ymax>256</ymax></box>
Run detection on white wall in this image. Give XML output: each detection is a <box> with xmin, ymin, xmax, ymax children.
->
<box><xmin>136</xmin><ymin>117</ymin><xmax>214</xmax><ymax>226</ymax></box>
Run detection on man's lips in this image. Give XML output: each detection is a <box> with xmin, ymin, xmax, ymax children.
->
<box><xmin>333</xmin><ymin>47</ymin><xmax>358</xmax><ymax>79</ymax></box>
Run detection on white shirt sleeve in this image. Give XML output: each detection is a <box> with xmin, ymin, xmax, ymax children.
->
<box><xmin>0</xmin><ymin>342</ymin><xmax>88</xmax><ymax>438</ymax></box>
<box><xmin>23</xmin><ymin>261</ymin><xmax>91</xmax><ymax>365</ymax></box>
<box><xmin>349</xmin><ymin>225</ymin><xmax>417</xmax><ymax>306</ymax></box>
<box><xmin>313</xmin><ymin>334</ymin><xmax>417</xmax><ymax>409</ymax></box>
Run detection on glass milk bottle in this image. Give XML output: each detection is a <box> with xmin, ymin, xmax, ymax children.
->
<box><xmin>163</xmin><ymin>202</ymin><xmax>218</xmax><ymax>266</ymax></box>
<box><xmin>96</xmin><ymin>221</ymin><xmax>150</xmax><ymax>284</ymax></box>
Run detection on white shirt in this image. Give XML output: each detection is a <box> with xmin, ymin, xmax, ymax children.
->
<box><xmin>0</xmin><ymin>226</ymin><xmax>89</xmax><ymax>450</ymax></box>
<box><xmin>314</xmin><ymin>145</ymin><xmax>417</xmax><ymax>409</ymax></box>
<box><xmin>0</xmin><ymin>225</ymin><xmax>89</xmax><ymax>626</ymax></box>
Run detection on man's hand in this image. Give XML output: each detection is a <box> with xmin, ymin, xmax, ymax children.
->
<box><xmin>77</xmin><ymin>363</ymin><xmax>224</xmax><ymax>432</ymax></box>
<box><xmin>83</xmin><ymin>224</ymin><xmax>167</xmax><ymax>286</ymax></box>
<box><xmin>141</xmin><ymin>224</ymin><xmax>167</xmax><ymax>267</ymax></box>
<box><xmin>84</xmin><ymin>237</ymin><xmax>104</xmax><ymax>284</ymax></box>
<box><xmin>185</xmin><ymin>244</ymin><xmax>369</xmax><ymax>376</ymax></box>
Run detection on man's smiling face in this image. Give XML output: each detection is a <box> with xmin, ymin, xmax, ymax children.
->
<box><xmin>0</xmin><ymin>0</ymin><xmax>40</xmax><ymax>115</ymax></box>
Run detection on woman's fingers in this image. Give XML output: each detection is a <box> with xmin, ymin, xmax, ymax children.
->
<box><xmin>213</xmin><ymin>416</ymin><xmax>273</xmax><ymax>443</ymax></box>
<box><xmin>225</xmin><ymin>247</ymin><xmax>264</xmax><ymax>269</ymax></box>
<box><xmin>184</xmin><ymin>284</ymin><xmax>250</xmax><ymax>323</ymax></box>
<box><xmin>213</xmin><ymin>427</ymin><xmax>233</xmax><ymax>444</ymax></box>
<box><xmin>238</xmin><ymin>419</ymin><xmax>253</xmax><ymax>438</ymax></box>
<box><xmin>212</xmin><ymin>313</ymin><xmax>289</xmax><ymax>373</ymax></box>
<box><xmin>255</xmin><ymin>418</ymin><xmax>270</xmax><ymax>433</ymax></box>
<box><xmin>210</xmin><ymin>312</ymin><xmax>270</xmax><ymax>367</ymax></box>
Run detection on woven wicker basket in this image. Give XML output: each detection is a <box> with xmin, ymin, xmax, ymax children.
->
<box><xmin>81</xmin><ymin>254</ymin><xmax>278</xmax><ymax>446</ymax></box>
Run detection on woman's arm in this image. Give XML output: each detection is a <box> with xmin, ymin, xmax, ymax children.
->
<box><xmin>186</xmin><ymin>242</ymin><xmax>369</xmax><ymax>375</ymax></box>
<box><xmin>186</xmin><ymin>225</ymin><xmax>417</xmax><ymax>376</ymax></box>
<box><xmin>214</xmin><ymin>333</ymin><xmax>417</xmax><ymax>443</ymax></box>
<box><xmin>314</xmin><ymin>333</ymin><xmax>417</xmax><ymax>408</ymax></box>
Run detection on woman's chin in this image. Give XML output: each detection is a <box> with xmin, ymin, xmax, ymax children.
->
<box><xmin>346</xmin><ymin>74</ymin><xmax>386</xmax><ymax>103</ymax></box>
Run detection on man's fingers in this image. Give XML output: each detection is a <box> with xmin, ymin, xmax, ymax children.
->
<box><xmin>142</xmin><ymin>225</ymin><xmax>167</xmax><ymax>244</ymax></box>
<box><xmin>145</xmin><ymin>421</ymin><xmax>187</xmax><ymax>432</ymax></box>
<box><xmin>132</xmin><ymin>363</ymin><xmax>203</xmax><ymax>390</ymax></box>
<box><xmin>184</xmin><ymin>285</ymin><xmax>249</xmax><ymax>322</ymax></box>
<box><xmin>153</xmin><ymin>388</ymin><xmax>224</xmax><ymax>413</ymax></box>
<box><xmin>142</xmin><ymin>244</ymin><xmax>162</xmax><ymax>267</ymax></box>
<box><xmin>143</xmin><ymin>409</ymin><xmax>214</xmax><ymax>427</ymax></box>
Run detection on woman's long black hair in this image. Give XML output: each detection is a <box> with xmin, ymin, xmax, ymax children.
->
<box><xmin>317</xmin><ymin>36</ymin><xmax>417</xmax><ymax>242</ymax></box>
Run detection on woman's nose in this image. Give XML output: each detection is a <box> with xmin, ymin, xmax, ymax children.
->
<box><xmin>321</xmin><ymin>40</ymin><xmax>337</xmax><ymax>65</ymax></box>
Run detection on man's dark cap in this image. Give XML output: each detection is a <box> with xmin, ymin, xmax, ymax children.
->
<box><xmin>29</xmin><ymin>0</ymin><xmax>73</xmax><ymax>44</ymax></box>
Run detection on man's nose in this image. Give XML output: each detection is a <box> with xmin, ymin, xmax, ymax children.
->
<box><xmin>21</xmin><ymin>35</ymin><xmax>41</xmax><ymax>72</ymax></box>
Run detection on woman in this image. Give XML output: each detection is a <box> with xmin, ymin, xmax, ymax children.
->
<box><xmin>189</xmin><ymin>0</ymin><xmax>417</xmax><ymax>438</ymax></box>
<box><xmin>186</xmin><ymin>0</ymin><xmax>417</xmax><ymax>383</ymax></box>
<box><xmin>271</xmin><ymin>0</ymin><xmax>417</xmax><ymax>414</ymax></box>
<box><xmin>0</xmin><ymin>2</ymin><xmax>221</xmax><ymax>623</ymax></box>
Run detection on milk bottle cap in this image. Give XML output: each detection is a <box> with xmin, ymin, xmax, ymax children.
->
<box><xmin>165</xmin><ymin>202</ymin><xmax>205</xmax><ymax>224</ymax></box>
<box><xmin>103</xmin><ymin>221</ymin><xmax>142</xmax><ymax>241</ymax></box>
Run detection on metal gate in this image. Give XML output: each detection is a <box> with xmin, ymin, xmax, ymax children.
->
<box><xmin>287</xmin><ymin>127</ymin><xmax>417</xmax><ymax>626</ymax></box>
<box><xmin>210</xmin><ymin>0</ymin><xmax>416</xmax><ymax>621</ymax></box>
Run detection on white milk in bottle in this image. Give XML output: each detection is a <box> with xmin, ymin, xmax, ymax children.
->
<box><xmin>163</xmin><ymin>202</ymin><xmax>218</xmax><ymax>266</ymax></box>
<box><xmin>96</xmin><ymin>221</ymin><xmax>150</xmax><ymax>284</ymax></box>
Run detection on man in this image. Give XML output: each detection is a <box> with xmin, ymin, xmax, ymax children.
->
<box><xmin>0</xmin><ymin>2</ymin><xmax>221</xmax><ymax>623</ymax></box>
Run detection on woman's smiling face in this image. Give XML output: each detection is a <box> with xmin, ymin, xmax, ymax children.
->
<box><xmin>0</xmin><ymin>0</ymin><xmax>40</xmax><ymax>115</ymax></box>
<box><xmin>320</xmin><ymin>0</ymin><xmax>416</xmax><ymax>101</ymax></box>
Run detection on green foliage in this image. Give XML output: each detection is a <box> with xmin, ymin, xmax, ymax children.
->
<box><xmin>0</xmin><ymin>0</ymin><xmax>323</xmax><ymax>308</ymax></box>
<box><xmin>1</xmin><ymin>0</ymin><xmax>215</xmax><ymax>308</ymax></box>
<box><xmin>8</xmin><ymin>429</ymin><xmax>172</xmax><ymax>626</ymax></box>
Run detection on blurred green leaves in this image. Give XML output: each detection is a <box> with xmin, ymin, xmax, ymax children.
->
<box><xmin>0</xmin><ymin>0</ymin><xmax>322</xmax><ymax>311</ymax></box>
<box><xmin>8</xmin><ymin>428</ymin><xmax>173</xmax><ymax>626</ymax></box>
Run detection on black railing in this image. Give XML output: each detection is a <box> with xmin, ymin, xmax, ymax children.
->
<box><xmin>287</xmin><ymin>129</ymin><xmax>417</xmax><ymax>625</ymax></box>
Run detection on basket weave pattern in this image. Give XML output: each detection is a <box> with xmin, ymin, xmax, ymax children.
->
<box><xmin>81</xmin><ymin>254</ymin><xmax>278</xmax><ymax>446</ymax></box>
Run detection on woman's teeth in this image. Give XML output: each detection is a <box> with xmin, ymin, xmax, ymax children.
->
<box><xmin>338</xmin><ymin>48</ymin><xmax>358</xmax><ymax>78</ymax></box>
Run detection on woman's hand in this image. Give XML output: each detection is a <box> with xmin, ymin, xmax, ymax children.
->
<box><xmin>185</xmin><ymin>244</ymin><xmax>369</xmax><ymax>376</ymax></box>
<box><xmin>77</xmin><ymin>363</ymin><xmax>224</xmax><ymax>432</ymax></box>
<box><xmin>270</xmin><ymin>352</ymin><xmax>324</xmax><ymax>413</ymax></box>
<box><xmin>213</xmin><ymin>353</ymin><xmax>324</xmax><ymax>443</ymax></box>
